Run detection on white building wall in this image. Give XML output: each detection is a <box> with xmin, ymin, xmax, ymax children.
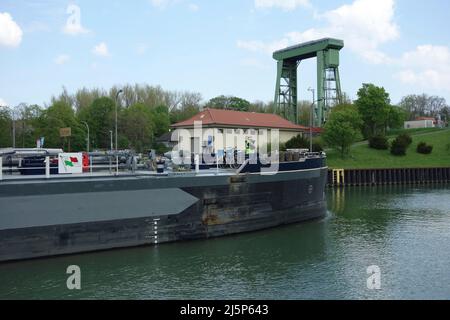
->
<box><xmin>172</xmin><ymin>127</ymin><xmax>304</xmax><ymax>154</ymax></box>
<box><xmin>404</xmin><ymin>120</ymin><xmax>435</xmax><ymax>129</ymax></box>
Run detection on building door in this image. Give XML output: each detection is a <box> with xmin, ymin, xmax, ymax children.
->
<box><xmin>191</xmin><ymin>137</ymin><xmax>200</xmax><ymax>155</ymax></box>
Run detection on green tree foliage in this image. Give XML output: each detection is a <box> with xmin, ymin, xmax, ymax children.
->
<box><xmin>170</xmin><ymin>105</ymin><xmax>200</xmax><ymax>124</ymax></box>
<box><xmin>387</xmin><ymin>106</ymin><xmax>407</xmax><ymax>130</ymax></box>
<box><xmin>13</xmin><ymin>104</ymin><xmax>44</xmax><ymax>148</ymax></box>
<box><xmin>121</xmin><ymin>103</ymin><xmax>154</xmax><ymax>153</ymax></box>
<box><xmin>0</xmin><ymin>107</ymin><xmax>12</xmax><ymax>148</ymax></box>
<box><xmin>297</xmin><ymin>101</ymin><xmax>312</xmax><ymax>127</ymax></box>
<box><xmin>355</xmin><ymin>83</ymin><xmax>391</xmax><ymax>137</ymax></box>
<box><xmin>206</xmin><ymin>95</ymin><xmax>251</xmax><ymax>112</ymax></box>
<box><xmin>78</xmin><ymin>97</ymin><xmax>115</xmax><ymax>149</ymax></box>
<box><xmin>35</xmin><ymin>101</ymin><xmax>85</xmax><ymax>151</ymax></box>
<box><xmin>441</xmin><ymin>107</ymin><xmax>449</xmax><ymax>125</ymax></box>
<box><xmin>151</xmin><ymin>105</ymin><xmax>170</xmax><ymax>138</ymax></box>
<box><xmin>74</xmin><ymin>87</ymin><xmax>106</xmax><ymax>113</ymax></box>
<box><xmin>323</xmin><ymin>104</ymin><xmax>363</xmax><ymax>158</ymax></box>
<box><xmin>284</xmin><ymin>134</ymin><xmax>323</xmax><ymax>152</ymax></box>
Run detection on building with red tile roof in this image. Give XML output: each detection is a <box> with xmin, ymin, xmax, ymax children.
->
<box><xmin>166</xmin><ymin>109</ymin><xmax>321</xmax><ymax>154</ymax></box>
<box><xmin>172</xmin><ymin>108</ymin><xmax>321</xmax><ymax>132</ymax></box>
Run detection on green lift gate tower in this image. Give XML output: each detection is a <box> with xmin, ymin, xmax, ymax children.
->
<box><xmin>273</xmin><ymin>38</ymin><xmax>344</xmax><ymax>127</ymax></box>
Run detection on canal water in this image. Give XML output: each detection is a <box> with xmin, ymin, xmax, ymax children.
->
<box><xmin>1</xmin><ymin>185</ymin><xmax>450</xmax><ymax>300</ymax></box>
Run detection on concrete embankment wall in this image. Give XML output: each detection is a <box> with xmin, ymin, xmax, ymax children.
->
<box><xmin>328</xmin><ymin>168</ymin><xmax>450</xmax><ymax>187</ymax></box>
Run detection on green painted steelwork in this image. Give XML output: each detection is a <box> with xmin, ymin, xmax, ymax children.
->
<box><xmin>273</xmin><ymin>38</ymin><xmax>344</xmax><ymax>126</ymax></box>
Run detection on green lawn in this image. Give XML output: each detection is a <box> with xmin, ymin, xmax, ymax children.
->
<box><xmin>327</xmin><ymin>129</ymin><xmax>450</xmax><ymax>169</ymax></box>
<box><xmin>386</xmin><ymin>127</ymin><xmax>444</xmax><ymax>137</ymax></box>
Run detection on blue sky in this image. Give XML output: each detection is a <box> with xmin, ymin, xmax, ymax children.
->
<box><xmin>1</xmin><ymin>0</ymin><xmax>450</xmax><ymax>108</ymax></box>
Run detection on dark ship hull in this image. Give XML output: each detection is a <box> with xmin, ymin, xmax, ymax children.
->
<box><xmin>0</xmin><ymin>160</ymin><xmax>328</xmax><ymax>262</ymax></box>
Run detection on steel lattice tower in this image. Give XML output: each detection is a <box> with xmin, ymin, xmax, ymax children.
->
<box><xmin>273</xmin><ymin>38</ymin><xmax>344</xmax><ymax>127</ymax></box>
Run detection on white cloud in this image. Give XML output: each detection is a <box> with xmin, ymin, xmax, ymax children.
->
<box><xmin>255</xmin><ymin>0</ymin><xmax>310</xmax><ymax>11</ymax></box>
<box><xmin>63</xmin><ymin>4</ymin><xmax>90</xmax><ymax>36</ymax></box>
<box><xmin>55</xmin><ymin>54</ymin><xmax>70</xmax><ymax>65</ymax></box>
<box><xmin>400</xmin><ymin>45</ymin><xmax>450</xmax><ymax>69</ymax></box>
<box><xmin>150</xmin><ymin>0</ymin><xmax>173</xmax><ymax>8</ymax></box>
<box><xmin>0</xmin><ymin>98</ymin><xmax>8</xmax><ymax>107</ymax></box>
<box><xmin>188</xmin><ymin>3</ymin><xmax>200</xmax><ymax>12</ymax></box>
<box><xmin>150</xmin><ymin>0</ymin><xmax>197</xmax><ymax>11</ymax></box>
<box><xmin>93</xmin><ymin>42</ymin><xmax>110</xmax><ymax>57</ymax></box>
<box><xmin>239</xmin><ymin>0</ymin><xmax>399</xmax><ymax>64</ymax></box>
<box><xmin>0</xmin><ymin>12</ymin><xmax>23</xmax><ymax>47</ymax></box>
<box><xmin>394</xmin><ymin>45</ymin><xmax>450</xmax><ymax>91</ymax></box>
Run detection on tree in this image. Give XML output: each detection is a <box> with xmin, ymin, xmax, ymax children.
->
<box><xmin>441</xmin><ymin>106</ymin><xmax>449</xmax><ymax>125</ymax></box>
<box><xmin>323</xmin><ymin>104</ymin><xmax>363</xmax><ymax>158</ymax></box>
<box><xmin>35</xmin><ymin>101</ymin><xmax>84</xmax><ymax>151</ymax></box>
<box><xmin>206</xmin><ymin>95</ymin><xmax>251</xmax><ymax>111</ymax></box>
<box><xmin>399</xmin><ymin>94</ymin><xmax>449</xmax><ymax>120</ymax></box>
<box><xmin>151</xmin><ymin>105</ymin><xmax>170</xmax><ymax>138</ymax></box>
<box><xmin>297</xmin><ymin>101</ymin><xmax>312</xmax><ymax>127</ymax></box>
<box><xmin>16</xmin><ymin>104</ymin><xmax>43</xmax><ymax>148</ymax></box>
<box><xmin>121</xmin><ymin>103</ymin><xmax>154</xmax><ymax>153</ymax></box>
<box><xmin>355</xmin><ymin>83</ymin><xmax>391</xmax><ymax>138</ymax></box>
<box><xmin>0</xmin><ymin>107</ymin><xmax>12</xmax><ymax>148</ymax></box>
<box><xmin>386</xmin><ymin>105</ymin><xmax>407</xmax><ymax>130</ymax></box>
<box><xmin>78</xmin><ymin>97</ymin><xmax>115</xmax><ymax>150</ymax></box>
<box><xmin>74</xmin><ymin>87</ymin><xmax>106</xmax><ymax>113</ymax></box>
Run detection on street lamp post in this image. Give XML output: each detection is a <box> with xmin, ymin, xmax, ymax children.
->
<box><xmin>81</xmin><ymin>121</ymin><xmax>90</xmax><ymax>153</ymax></box>
<box><xmin>110</xmin><ymin>130</ymin><xmax>113</xmax><ymax>152</ymax></box>
<box><xmin>115</xmin><ymin>90</ymin><xmax>123</xmax><ymax>175</ymax></box>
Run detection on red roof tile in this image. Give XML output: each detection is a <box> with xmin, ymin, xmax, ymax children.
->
<box><xmin>171</xmin><ymin>108</ymin><xmax>312</xmax><ymax>131</ymax></box>
<box><xmin>416</xmin><ymin>117</ymin><xmax>435</xmax><ymax>121</ymax></box>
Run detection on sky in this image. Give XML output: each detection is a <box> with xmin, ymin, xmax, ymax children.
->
<box><xmin>1</xmin><ymin>0</ymin><xmax>450</xmax><ymax>108</ymax></box>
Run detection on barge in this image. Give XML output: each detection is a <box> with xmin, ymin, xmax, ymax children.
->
<box><xmin>0</xmin><ymin>151</ymin><xmax>328</xmax><ymax>262</ymax></box>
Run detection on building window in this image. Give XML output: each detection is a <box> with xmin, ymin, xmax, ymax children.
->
<box><xmin>235</xmin><ymin>129</ymin><xmax>241</xmax><ymax>134</ymax></box>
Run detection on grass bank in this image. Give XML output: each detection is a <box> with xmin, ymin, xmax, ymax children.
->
<box><xmin>327</xmin><ymin>128</ymin><xmax>450</xmax><ymax>169</ymax></box>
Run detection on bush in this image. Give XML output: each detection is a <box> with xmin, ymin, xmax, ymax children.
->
<box><xmin>284</xmin><ymin>135</ymin><xmax>323</xmax><ymax>152</ymax></box>
<box><xmin>397</xmin><ymin>133</ymin><xmax>412</xmax><ymax>147</ymax></box>
<box><xmin>417</xmin><ymin>142</ymin><xmax>433</xmax><ymax>154</ymax></box>
<box><xmin>312</xmin><ymin>140</ymin><xmax>324</xmax><ymax>152</ymax></box>
<box><xmin>285</xmin><ymin>135</ymin><xmax>308</xmax><ymax>149</ymax></box>
<box><xmin>369</xmin><ymin>135</ymin><xmax>389</xmax><ymax>150</ymax></box>
<box><xmin>152</xmin><ymin>142</ymin><xmax>170</xmax><ymax>155</ymax></box>
<box><xmin>390</xmin><ymin>137</ymin><xmax>408</xmax><ymax>156</ymax></box>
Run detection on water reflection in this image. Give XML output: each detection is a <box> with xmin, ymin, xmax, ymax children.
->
<box><xmin>1</xmin><ymin>185</ymin><xmax>450</xmax><ymax>299</ymax></box>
